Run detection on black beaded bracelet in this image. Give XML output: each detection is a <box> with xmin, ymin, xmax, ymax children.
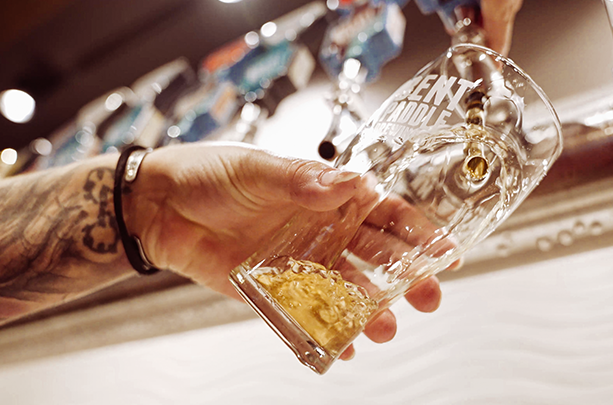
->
<box><xmin>113</xmin><ymin>145</ymin><xmax>162</xmax><ymax>275</ymax></box>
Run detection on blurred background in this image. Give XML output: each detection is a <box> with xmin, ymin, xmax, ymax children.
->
<box><xmin>1</xmin><ymin>0</ymin><xmax>613</xmax><ymax>404</ymax></box>
<box><xmin>1</xmin><ymin>0</ymin><xmax>612</xmax><ymax>158</ymax></box>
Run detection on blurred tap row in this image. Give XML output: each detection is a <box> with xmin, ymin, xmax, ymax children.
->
<box><xmin>0</xmin><ymin>0</ymin><xmax>416</xmax><ymax>177</ymax></box>
<box><xmin>5</xmin><ymin>0</ymin><xmax>613</xmax><ymax>186</ymax></box>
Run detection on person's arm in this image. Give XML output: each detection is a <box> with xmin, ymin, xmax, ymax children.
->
<box><xmin>481</xmin><ymin>0</ymin><xmax>523</xmax><ymax>56</ymax></box>
<box><xmin>0</xmin><ymin>154</ymin><xmax>133</xmax><ymax>323</ymax></box>
<box><xmin>0</xmin><ymin>143</ymin><xmax>444</xmax><ymax>360</ymax></box>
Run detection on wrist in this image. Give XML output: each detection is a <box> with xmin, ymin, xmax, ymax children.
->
<box><xmin>119</xmin><ymin>147</ymin><xmax>173</xmax><ymax>272</ymax></box>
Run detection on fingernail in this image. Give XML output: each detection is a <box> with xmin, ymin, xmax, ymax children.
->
<box><xmin>448</xmin><ymin>257</ymin><xmax>464</xmax><ymax>272</ymax></box>
<box><xmin>319</xmin><ymin>170</ymin><xmax>360</xmax><ymax>186</ymax></box>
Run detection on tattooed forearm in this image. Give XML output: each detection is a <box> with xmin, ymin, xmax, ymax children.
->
<box><xmin>81</xmin><ymin>167</ymin><xmax>120</xmax><ymax>254</ymax></box>
<box><xmin>0</xmin><ymin>156</ymin><xmax>132</xmax><ymax>323</ymax></box>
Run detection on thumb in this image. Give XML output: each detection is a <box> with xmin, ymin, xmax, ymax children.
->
<box><xmin>246</xmin><ymin>151</ymin><xmax>362</xmax><ymax>212</ymax></box>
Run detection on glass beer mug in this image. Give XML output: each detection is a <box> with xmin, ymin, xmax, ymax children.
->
<box><xmin>230</xmin><ymin>43</ymin><xmax>563</xmax><ymax>374</ymax></box>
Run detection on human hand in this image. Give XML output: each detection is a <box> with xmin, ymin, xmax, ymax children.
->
<box><xmin>480</xmin><ymin>0</ymin><xmax>523</xmax><ymax>56</ymax></box>
<box><xmin>123</xmin><ymin>142</ymin><xmax>446</xmax><ymax>359</ymax></box>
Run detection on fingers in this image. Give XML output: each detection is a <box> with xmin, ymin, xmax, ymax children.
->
<box><xmin>285</xmin><ymin>159</ymin><xmax>362</xmax><ymax>212</ymax></box>
<box><xmin>480</xmin><ymin>0</ymin><xmax>523</xmax><ymax>56</ymax></box>
<box><xmin>243</xmin><ymin>150</ymin><xmax>364</xmax><ymax>212</ymax></box>
<box><xmin>165</xmin><ymin>142</ymin><xmax>364</xmax><ymax>213</ymax></box>
<box><xmin>347</xmin><ymin>223</ymin><xmax>414</xmax><ymax>268</ymax></box>
<box><xmin>339</xmin><ymin>344</ymin><xmax>355</xmax><ymax>360</ymax></box>
<box><xmin>404</xmin><ymin>276</ymin><xmax>442</xmax><ymax>313</ymax></box>
<box><xmin>364</xmin><ymin>193</ymin><xmax>440</xmax><ymax>247</ymax></box>
<box><xmin>363</xmin><ymin>309</ymin><xmax>397</xmax><ymax>343</ymax></box>
<box><xmin>341</xmin><ymin>280</ymin><xmax>439</xmax><ymax>361</ymax></box>
<box><xmin>448</xmin><ymin>257</ymin><xmax>464</xmax><ymax>272</ymax></box>
<box><xmin>340</xmin><ymin>310</ymin><xmax>397</xmax><ymax>362</ymax></box>
<box><xmin>347</xmin><ymin>193</ymin><xmax>457</xmax><ymax>283</ymax></box>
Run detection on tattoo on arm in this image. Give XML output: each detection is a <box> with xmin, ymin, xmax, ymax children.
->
<box><xmin>0</xmin><ymin>161</ymin><xmax>130</xmax><ymax>322</ymax></box>
<box><xmin>81</xmin><ymin>168</ymin><xmax>119</xmax><ymax>254</ymax></box>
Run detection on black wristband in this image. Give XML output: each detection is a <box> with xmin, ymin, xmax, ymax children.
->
<box><xmin>113</xmin><ymin>145</ymin><xmax>161</xmax><ymax>275</ymax></box>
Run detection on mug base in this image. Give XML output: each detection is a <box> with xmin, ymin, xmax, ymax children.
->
<box><xmin>229</xmin><ymin>264</ymin><xmax>336</xmax><ymax>375</ymax></box>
